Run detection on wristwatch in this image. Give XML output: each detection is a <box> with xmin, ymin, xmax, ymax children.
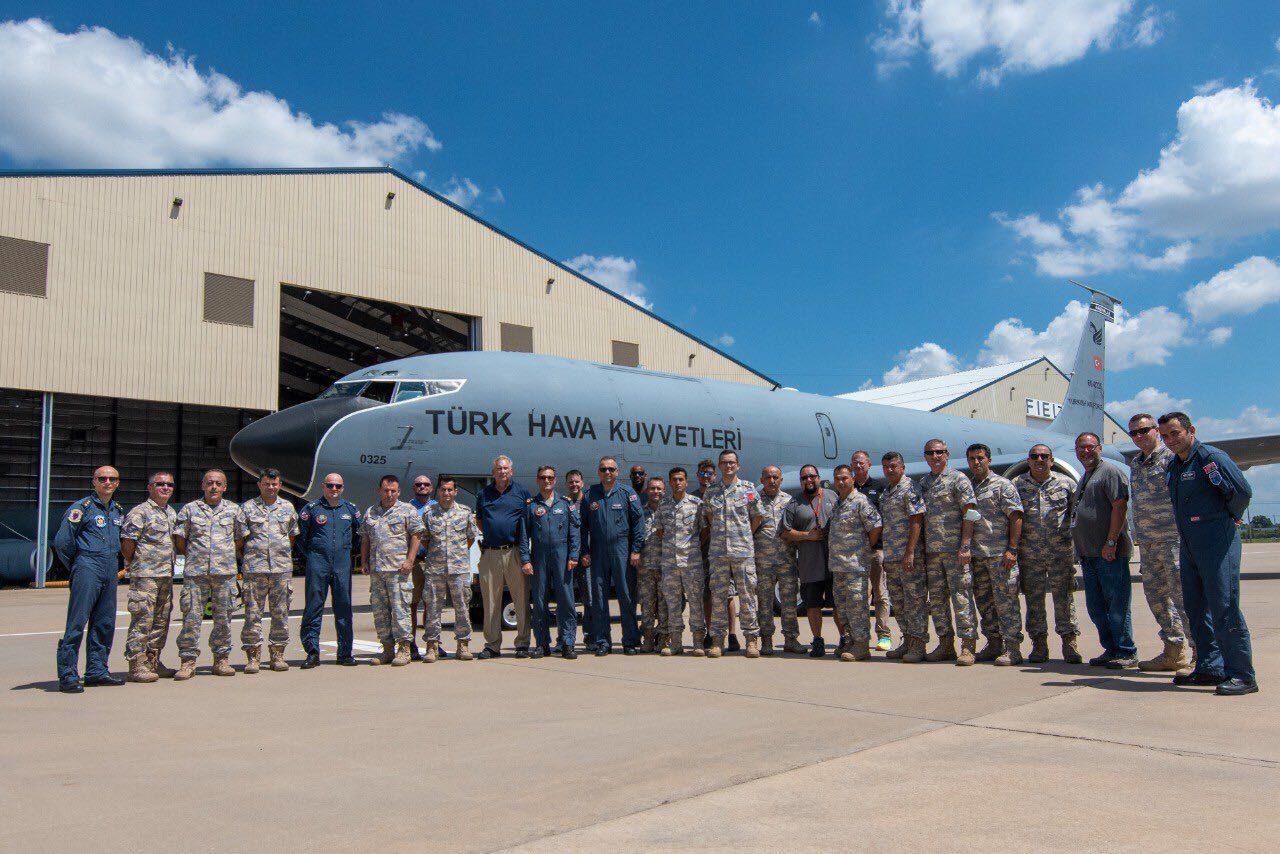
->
<box><xmin>1104</xmin><ymin>538</ymin><xmax>1118</xmax><ymax>547</ymax></box>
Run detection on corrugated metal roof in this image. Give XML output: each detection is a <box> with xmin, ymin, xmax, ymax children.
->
<box><xmin>838</xmin><ymin>358</ymin><xmax>1044</xmax><ymax>410</ymax></box>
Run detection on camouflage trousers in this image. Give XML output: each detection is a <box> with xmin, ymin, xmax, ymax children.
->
<box><xmin>709</xmin><ymin>556</ymin><xmax>758</xmax><ymax>639</ymax></box>
<box><xmin>663</xmin><ymin>563</ymin><xmax>706</xmax><ymax>643</ymax></box>
<box><xmin>971</xmin><ymin>555</ymin><xmax>1023</xmax><ymax>645</ymax></box>
<box><xmin>755</xmin><ymin>558</ymin><xmax>799</xmax><ymax>642</ymax></box>
<box><xmin>241</xmin><ymin>573</ymin><xmax>291</xmax><ymax>650</ymax></box>
<box><xmin>178</xmin><ymin>575</ymin><xmax>236</xmax><ymax>660</ymax></box>
<box><xmin>883</xmin><ymin>554</ymin><xmax>928</xmax><ymax>640</ymax></box>
<box><xmin>1136</xmin><ymin>539</ymin><xmax>1188</xmax><ymax>644</ymax></box>
<box><xmin>637</xmin><ymin>561</ymin><xmax>668</xmax><ymax>642</ymax></box>
<box><xmin>124</xmin><ymin>576</ymin><xmax>173</xmax><ymax>661</ymax></box>
<box><xmin>925</xmin><ymin>553</ymin><xmax>978</xmax><ymax>641</ymax></box>
<box><xmin>370</xmin><ymin>571</ymin><xmax>413</xmax><ymax>645</ymax></box>
<box><xmin>1020</xmin><ymin>553</ymin><xmax>1078</xmax><ymax>637</ymax></box>
<box><xmin>423</xmin><ymin>573</ymin><xmax>472</xmax><ymax>643</ymax></box>
<box><xmin>867</xmin><ymin>549</ymin><xmax>891</xmax><ymax>639</ymax></box>
<box><xmin>831</xmin><ymin>569</ymin><xmax>870</xmax><ymax>645</ymax></box>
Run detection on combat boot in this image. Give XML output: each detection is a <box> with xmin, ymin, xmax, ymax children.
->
<box><xmin>127</xmin><ymin>657</ymin><xmax>158</xmax><ymax>683</ymax></box>
<box><xmin>174</xmin><ymin>659</ymin><xmax>197</xmax><ymax>681</ymax></box>
<box><xmin>691</xmin><ymin>635</ymin><xmax>707</xmax><ymax>657</ymax></box>
<box><xmin>1027</xmin><ymin>635</ymin><xmax>1050</xmax><ymax>664</ymax></box>
<box><xmin>659</xmin><ymin>644</ymin><xmax>673</xmax><ymax>657</ymax></box>
<box><xmin>783</xmin><ymin>637</ymin><xmax>806</xmax><ymax>655</ymax></box>
<box><xmin>745</xmin><ymin>637</ymin><xmax>761</xmax><ymax>659</ymax></box>
<box><xmin>1139</xmin><ymin>640</ymin><xmax>1190</xmax><ymax>672</ymax></box>
<box><xmin>708</xmin><ymin>638</ymin><xmax>724</xmax><ymax>658</ymax></box>
<box><xmin>760</xmin><ymin>637</ymin><xmax>775</xmax><ymax>656</ymax></box>
<box><xmin>148</xmin><ymin>650</ymin><xmax>177</xmax><ymax>678</ymax></box>
<box><xmin>976</xmin><ymin>637</ymin><xmax>1003</xmax><ymax>662</ymax></box>
<box><xmin>886</xmin><ymin>638</ymin><xmax>909</xmax><ymax>659</ymax></box>
<box><xmin>851</xmin><ymin>644</ymin><xmax>870</xmax><ymax>662</ymax></box>
<box><xmin>370</xmin><ymin>643</ymin><xmax>395</xmax><ymax>665</ymax></box>
<box><xmin>956</xmin><ymin>638</ymin><xmax>976</xmax><ymax>666</ymax></box>
<box><xmin>423</xmin><ymin>640</ymin><xmax>439</xmax><ymax>663</ymax></box>
<box><xmin>244</xmin><ymin>647</ymin><xmax>261</xmax><ymax>674</ymax></box>
<box><xmin>269</xmin><ymin>645</ymin><xmax>289</xmax><ymax>671</ymax></box>
<box><xmin>995</xmin><ymin>640</ymin><xmax>1022</xmax><ymax>667</ymax></box>
<box><xmin>391</xmin><ymin>641</ymin><xmax>412</xmax><ymax>666</ymax></box>
<box><xmin>456</xmin><ymin>641</ymin><xmax>473</xmax><ymax>661</ymax></box>
<box><xmin>212</xmin><ymin>656</ymin><xmax>235</xmax><ymax>676</ymax></box>
<box><xmin>1062</xmin><ymin>634</ymin><xmax>1083</xmax><ymax>664</ymax></box>
<box><xmin>639</xmin><ymin>632</ymin><xmax>655</xmax><ymax>654</ymax></box>
<box><xmin>925</xmin><ymin>634</ymin><xmax>956</xmax><ymax>662</ymax></box>
<box><xmin>902</xmin><ymin>636</ymin><xmax>926</xmax><ymax>664</ymax></box>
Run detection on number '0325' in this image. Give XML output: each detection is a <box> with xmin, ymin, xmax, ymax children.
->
<box><xmin>359</xmin><ymin>454</ymin><xmax>387</xmax><ymax>465</ymax></box>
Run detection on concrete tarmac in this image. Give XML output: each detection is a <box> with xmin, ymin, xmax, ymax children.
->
<box><xmin>2</xmin><ymin>546</ymin><xmax>1277</xmax><ymax>852</ymax></box>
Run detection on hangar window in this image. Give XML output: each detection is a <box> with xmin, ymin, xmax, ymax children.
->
<box><xmin>0</xmin><ymin>234</ymin><xmax>49</xmax><ymax>298</ymax></box>
<box><xmin>203</xmin><ymin>272</ymin><xmax>256</xmax><ymax>327</ymax></box>
<box><xmin>612</xmin><ymin>340</ymin><xmax>640</xmax><ymax>367</ymax></box>
<box><xmin>501</xmin><ymin>323</ymin><xmax>534</xmax><ymax>353</ymax></box>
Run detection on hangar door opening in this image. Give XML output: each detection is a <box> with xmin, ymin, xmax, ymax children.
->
<box><xmin>278</xmin><ymin>285</ymin><xmax>476</xmax><ymax>410</ymax></box>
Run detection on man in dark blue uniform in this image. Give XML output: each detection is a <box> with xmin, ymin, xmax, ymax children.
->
<box><xmin>298</xmin><ymin>472</ymin><xmax>361</xmax><ymax>669</ymax></box>
<box><xmin>408</xmin><ymin>474</ymin><xmax>437</xmax><ymax>661</ymax></box>
<box><xmin>1159</xmin><ymin>412</ymin><xmax>1257</xmax><ymax>696</ymax></box>
<box><xmin>580</xmin><ymin>456</ymin><xmax>646</xmax><ymax>656</ymax></box>
<box><xmin>54</xmin><ymin>465</ymin><xmax>126</xmax><ymax>693</ymax></box>
<box><xmin>519</xmin><ymin>465</ymin><xmax>581</xmax><ymax>659</ymax></box>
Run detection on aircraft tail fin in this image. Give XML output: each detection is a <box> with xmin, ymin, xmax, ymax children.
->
<box><xmin>1049</xmin><ymin>282</ymin><xmax>1120</xmax><ymax>438</ymax></box>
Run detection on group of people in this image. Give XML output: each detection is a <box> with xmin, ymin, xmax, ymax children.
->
<box><xmin>53</xmin><ymin>410</ymin><xmax>1258</xmax><ymax>696</ymax></box>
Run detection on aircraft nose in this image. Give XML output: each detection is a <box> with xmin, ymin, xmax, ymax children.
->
<box><xmin>231</xmin><ymin>405</ymin><xmax>323</xmax><ymax>494</ymax></box>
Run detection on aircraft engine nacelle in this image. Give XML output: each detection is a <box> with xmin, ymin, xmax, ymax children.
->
<box><xmin>999</xmin><ymin>445</ymin><xmax>1081</xmax><ymax>484</ymax></box>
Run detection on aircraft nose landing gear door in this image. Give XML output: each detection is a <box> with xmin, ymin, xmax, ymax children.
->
<box><xmin>815</xmin><ymin>413</ymin><xmax>838</xmax><ymax>460</ymax></box>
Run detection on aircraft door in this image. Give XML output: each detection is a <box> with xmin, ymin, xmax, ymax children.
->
<box><xmin>815</xmin><ymin>413</ymin><xmax>838</xmax><ymax>460</ymax></box>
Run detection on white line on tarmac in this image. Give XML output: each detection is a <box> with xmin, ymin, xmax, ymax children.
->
<box><xmin>0</xmin><ymin>613</ymin><xmax>304</xmax><ymax>639</ymax></box>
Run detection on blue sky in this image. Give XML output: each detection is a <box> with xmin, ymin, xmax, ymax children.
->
<box><xmin>1</xmin><ymin>3</ymin><xmax>1278</xmax><ymax>464</ymax></box>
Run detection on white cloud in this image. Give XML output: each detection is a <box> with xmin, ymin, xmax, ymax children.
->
<box><xmin>872</xmin><ymin>0</ymin><xmax>1154</xmax><ymax>84</ymax></box>
<box><xmin>1193</xmin><ymin>78</ymin><xmax>1225</xmax><ymax>96</ymax></box>
<box><xmin>808</xmin><ymin>11</ymin><xmax>823</xmax><ymax>26</ymax></box>
<box><xmin>1208</xmin><ymin>326</ymin><xmax>1233</xmax><ymax>346</ymax></box>
<box><xmin>440</xmin><ymin>176</ymin><xmax>481</xmax><ymax>208</ymax></box>
<box><xmin>0</xmin><ymin>18</ymin><xmax>438</xmax><ymax>167</ymax></box>
<box><xmin>999</xmin><ymin>81</ymin><xmax>1280</xmax><ymax>275</ymax></box>
<box><xmin>1183</xmin><ymin>256</ymin><xmax>1280</xmax><ymax>322</ymax></box>
<box><xmin>977</xmin><ymin>300</ymin><xmax>1190</xmax><ymax>370</ymax></box>
<box><xmin>1198</xmin><ymin>405</ymin><xmax>1280</xmax><ymax>438</ymax></box>
<box><xmin>1105</xmin><ymin>386</ymin><xmax>1190</xmax><ymax>420</ymax></box>
<box><xmin>564</xmin><ymin>254</ymin><xmax>653</xmax><ymax>310</ymax></box>
<box><xmin>882</xmin><ymin>342</ymin><xmax>961</xmax><ymax>384</ymax></box>
<box><xmin>488</xmin><ymin>187</ymin><xmax>506</xmax><ymax>204</ymax></box>
<box><xmin>716</xmin><ymin>333</ymin><xmax>736</xmax><ymax>347</ymax></box>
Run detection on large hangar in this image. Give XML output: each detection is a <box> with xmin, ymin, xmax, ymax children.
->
<box><xmin>0</xmin><ymin>167</ymin><xmax>774</xmax><ymax>581</ymax></box>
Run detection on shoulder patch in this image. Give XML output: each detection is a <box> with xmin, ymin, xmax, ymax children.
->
<box><xmin>628</xmin><ymin>493</ymin><xmax>638</xmax><ymax>502</ymax></box>
<box><xmin>67</xmin><ymin>508</ymin><xmax>83</xmax><ymax>524</ymax></box>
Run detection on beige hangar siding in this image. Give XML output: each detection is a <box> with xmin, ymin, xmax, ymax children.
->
<box><xmin>933</xmin><ymin>362</ymin><xmax>1066</xmax><ymax>423</ymax></box>
<box><xmin>0</xmin><ymin>171</ymin><xmax>768</xmax><ymax>411</ymax></box>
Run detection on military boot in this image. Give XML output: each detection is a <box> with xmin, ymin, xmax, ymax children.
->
<box><xmin>760</xmin><ymin>637</ymin><xmax>775</xmax><ymax>656</ymax></box>
<box><xmin>902</xmin><ymin>636</ymin><xmax>926</xmax><ymax>664</ymax></box>
<box><xmin>391</xmin><ymin>641</ymin><xmax>412</xmax><ymax>666</ymax></box>
<box><xmin>976</xmin><ymin>637</ymin><xmax>1003</xmax><ymax>662</ymax></box>
<box><xmin>1062</xmin><ymin>634</ymin><xmax>1083</xmax><ymax>664</ymax></box>
<box><xmin>783</xmin><ymin>637</ymin><xmax>806</xmax><ymax>655</ymax></box>
<box><xmin>1027</xmin><ymin>635</ymin><xmax>1050</xmax><ymax>664</ymax></box>
<box><xmin>707</xmin><ymin>637</ymin><xmax>724</xmax><ymax>658</ymax></box>
<box><xmin>838</xmin><ymin>638</ymin><xmax>855</xmax><ymax>662</ymax></box>
<box><xmin>851</xmin><ymin>643</ymin><xmax>871</xmax><ymax>662</ymax></box>
<box><xmin>956</xmin><ymin>638</ymin><xmax>976</xmax><ymax>666</ymax></box>
<box><xmin>370</xmin><ymin>643</ymin><xmax>395</xmax><ymax>665</ymax></box>
<box><xmin>174</xmin><ymin>659</ymin><xmax>197</xmax><ymax>681</ymax></box>
<box><xmin>639</xmin><ymin>631</ymin><xmax>655</xmax><ymax>654</ymax></box>
<box><xmin>1139</xmin><ymin>640</ymin><xmax>1190</xmax><ymax>672</ymax></box>
<box><xmin>423</xmin><ymin>640</ymin><xmax>439</xmax><ymax>663</ymax></box>
<box><xmin>244</xmin><ymin>647</ymin><xmax>261</xmax><ymax>674</ymax></box>
<box><xmin>212</xmin><ymin>656</ymin><xmax>235</xmax><ymax>676</ymax></box>
<box><xmin>269</xmin><ymin>645</ymin><xmax>289</xmax><ymax>671</ymax></box>
<box><xmin>691</xmin><ymin>634</ymin><xmax>707</xmax><ymax>657</ymax></box>
<box><xmin>995</xmin><ymin>639</ymin><xmax>1022</xmax><ymax>666</ymax></box>
<box><xmin>745</xmin><ymin>637</ymin><xmax>761</xmax><ymax>659</ymax></box>
<box><xmin>925</xmin><ymin>634</ymin><xmax>956</xmax><ymax>662</ymax></box>
<box><xmin>127</xmin><ymin>657</ymin><xmax>158</xmax><ymax>683</ymax></box>
<box><xmin>149</xmin><ymin>651</ymin><xmax>177</xmax><ymax>678</ymax></box>
<box><xmin>886</xmin><ymin>638</ymin><xmax>909</xmax><ymax>660</ymax></box>
<box><xmin>456</xmin><ymin>641</ymin><xmax>473</xmax><ymax>661</ymax></box>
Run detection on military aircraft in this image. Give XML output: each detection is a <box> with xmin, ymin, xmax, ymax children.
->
<box><xmin>229</xmin><ymin>285</ymin><xmax>1280</xmax><ymax>502</ymax></box>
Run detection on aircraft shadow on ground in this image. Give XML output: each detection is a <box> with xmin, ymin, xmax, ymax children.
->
<box><xmin>1027</xmin><ymin>661</ymin><xmax>1185</xmax><ymax>693</ymax></box>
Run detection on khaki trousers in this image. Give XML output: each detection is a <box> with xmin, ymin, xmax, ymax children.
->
<box><xmin>479</xmin><ymin>547</ymin><xmax>530</xmax><ymax>652</ymax></box>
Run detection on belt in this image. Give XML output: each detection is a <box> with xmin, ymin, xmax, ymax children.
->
<box><xmin>482</xmin><ymin>544</ymin><xmax>515</xmax><ymax>551</ymax></box>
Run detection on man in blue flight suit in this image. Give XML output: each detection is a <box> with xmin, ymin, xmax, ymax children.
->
<box><xmin>54</xmin><ymin>465</ymin><xmax>126</xmax><ymax>693</ymax></box>
<box><xmin>519</xmin><ymin>465</ymin><xmax>581</xmax><ymax>659</ymax></box>
<box><xmin>1158</xmin><ymin>412</ymin><xmax>1257</xmax><ymax>696</ymax></box>
<box><xmin>298</xmin><ymin>472</ymin><xmax>361</xmax><ymax>669</ymax></box>
<box><xmin>580</xmin><ymin>455</ymin><xmax>646</xmax><ymax>656</ymax></box>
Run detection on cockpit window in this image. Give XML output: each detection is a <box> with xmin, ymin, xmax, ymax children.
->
<box><xmin>359</xmin><ymin>381</ymin><xmax>396</xmax><ymax>404</ymax></box>
<box><xmin>320</xmin><ymin>378</ymin><xmax>465</xmax><ymax>404</ymax></box>
<box><xmin>394</xmin><ymin>381</ymin><xmax>426</xmax><ymax>403</ymax></box>
<box><xmin>318</xmin><ymin>381</ymin><xmax>365</xmax><ymax>399</ymax></box>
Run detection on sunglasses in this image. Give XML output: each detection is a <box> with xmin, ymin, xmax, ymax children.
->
<box><xmin>95</xmin><ymin>475</ymin><xmax>120</xmax><ymax>482</ymax></box>
<box><xmin>1128</xmin><ymin>426</ymin><xmax>1156</xmax><ymax>437</ymax></box>
<box><xmin>599</xmin><ymin>466</ymin><xmax>617</xmax><ymax>472</ymax></box>
<box><xmin>324</xmin><ymin>483</ymin><xmax>344</xmax><ymax>489</ymax></box>
<box><xmin>1028</xmin><ymin>453</ymin><xmax>1051</xmax><ymax>460</ymax></box>
<box><xmin>413</xmin><ymin>482</ymin><xmax>431</xmax><ymax>488</ymax></box>
<box><xmin>537</xmin><ymin>474</ymin><xmax>556</xmax><ymax>481</ymax></box>
<box><xmin>151</xmin><ymin>481</ymin><xmax>175</xmax><ymax>488</ymax></box>
<box><xmin>924</xmin><ymin>450</ymin><xmax>948</xmax><ymax>456</ymax></box>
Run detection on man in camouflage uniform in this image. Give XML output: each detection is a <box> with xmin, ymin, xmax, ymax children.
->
<box><xmin>637</xmin><ymin>477</ymin><xmax>667</xmax><ymax>652</ymax></box>
<box><xmin>828</xmin><ymin>465</ymin><xmax>883</xmax><ymax>662</ymax></box>
<box><xmin>422</xmin><ymin>477</ymin><xmax>479</xmax><ymax>662</ymax></box>
<box><xmin>701</xmin><ymin>450</ymin><xmax>763</xmax><ymax>658</ymax></box>
<box><xmin>1127</xmin><ymin>413</ymin><xmax>1193</xmax><ymax>672</ymax></box>
<box><xmin>237</xmin><ymin>468</ymin><xmax>299</xmax><ymax>673</ymax></box>
<box><xmin>1013</xmin><ymin>445</ymin><xmax>1081</xmax><ymax>663</ymax></box>
<box><xmin>361</xmin><ymin>474</ymin><xmax>425</xmax><ymax>666</ymax></box>
<box><xmin>878</xmin><ymin>452</ymin><xmax>928</xmax><ymax>663</ymax></box>
<box><xmin>121</xmin><ymin>471</ymin><xmax>178</xmax><ymax>683</ymax></box>
<box><xmin>173</xmin><ymin>469</ymin><xmax>242</xmax><ymax>679</ymax></box>
<box><xmin>966</xmin><ymin>444</ymin><xmax>1026</xmax><ymax>666</ymax></box>
<box><xmin>754</xmin><ymin>465</ymin><xmax>802</xmax><ymax>655</ymax></box>
<box><xmin>919</xmin><ymin>439</ymin><xmax>980</xmax><ymax>666</ymax></box>
<box><xmin>658</xmin><ymin>467</ymin><xmax>705</xmax><ymax>656</ymax></box>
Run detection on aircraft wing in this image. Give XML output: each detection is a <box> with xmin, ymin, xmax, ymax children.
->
<box><xmin>1201</xmin><ymin>433</ymin><xmax>1280</xmax><ymax>470</ymax></box>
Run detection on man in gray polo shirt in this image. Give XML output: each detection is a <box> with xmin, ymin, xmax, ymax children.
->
<box><xmin>1072</xmin><ymin>432</ymin><xmax>1137</xmax><ymax>668</ymax></box>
